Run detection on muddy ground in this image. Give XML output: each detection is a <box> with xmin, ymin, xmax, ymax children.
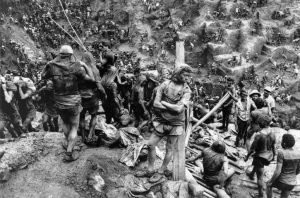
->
<box><xmin>1</xmin><ymin>131</ymin><xmax>299</xmax><ymax>198</ymax></box>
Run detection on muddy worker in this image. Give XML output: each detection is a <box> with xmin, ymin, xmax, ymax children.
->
<box><xmin>187</xmin><ymin>141</ymin><xmax>235</xmax><ymax>198</ymax></box>
<box><xmin>38</xmin><ymin>80</ymin><xmax>59</xmax><ymax>132</ymax></box>
<box><xmin>245</xmin><ymin>117</ymin><xmax>276</xmax><ymax>198</ymax></box>
<box><xmin>267</xmin><ymin>133</ymin><xmax>300</xmax><ymax>198</ymax></box>
<box><xmin>249</xmin><ymin>90</ymin><xmax>267</xmax><ymax>109</ymax></box>
<box><xmin>234</xmin><ymin>89</ymin><xmax>257</xmax><ymax>147</ymax></box>
<box><xmin>263</xmin><ymin>86</ymin><xmax>275</xmax><ymax>115</ymax></box>
<box><xmin>135</xmin><ymin>64</ymin><xmax>192</xmax><ymax>181</ymax></box>
<box><xmin>0</xmin><ymin>75</ymin><xmax>24</xmax><ymax>139</ymax></box>
<box><xmin>100</xmin><ymin>53</ymin><xmax>122</xmax><ymax>125</ymax></box>
<box><xmin>14</xmin><ymin>76</ymin><xmax>37</xmax><ymax>132</ymax></box>
<box><xmin>131</xmin><ymin>75</ymin><xmax>150</xmax><ymax>127</ymax></box>
<box><xmin>79</xmin><ymin>52</ymin><xmax>106</xmax><ymax>142</ymax></box>
<box><xmin>42</xmin><ymin>45</ymin><xmax>95</xmax><ymax>161</ymax></box>
<box><xmin>218</xmin><ymin>77</ymin><xmax>237</xmax><ymax>132</ymax></box>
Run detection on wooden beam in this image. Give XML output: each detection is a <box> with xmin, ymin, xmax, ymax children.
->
<box><xmin>173</xmin><ymin>132</ymin><xmax>186</xmax><ymax>180</ymax></box>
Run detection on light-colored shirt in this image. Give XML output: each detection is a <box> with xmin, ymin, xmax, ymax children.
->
<box><xmin>236</xmin><ymin>97</ymin><xmax>256</xmax><ymax>121</ymax></box>
<box><xmin>277</xmin><ymin>149</ymin><xmax>300</xmax><ymax>186</ymax></box>
<box><xmin>264</xmin><ymin>95</ymin><xmax>275</xmax><ymax>109</ymax></box>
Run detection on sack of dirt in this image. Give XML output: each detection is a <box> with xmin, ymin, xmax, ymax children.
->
<box><xmin>119</xmin><ymin>127</ymin><xmax>144</xmax><ymax>147</ymax></box>
<box><xmin>119</xmin><ymin>142</ymin><xmax>146</xmax><ymax>167</ymax></box>
<box><xmin>97</xmin><ymin>119</ymin><xmax>120</xmax><ymax>147</ymax></box>
<box><xmin>251</xmin><ymin>108</ymin><xmax>272</xmax><ymax>127</ymax></box>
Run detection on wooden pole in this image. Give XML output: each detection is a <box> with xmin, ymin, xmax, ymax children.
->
<box><xmin>173</xmin><ymin>39</ymin><xmax>186</xmax><ymax>181</ymax></box>
<box><xmin>192</xmin><ymin>93</ymin><xmax>230</xmax><ymax>131</ymax></box>
<box><xmin>175</xmin><ymin>40</ymin><xmax>185</xmax><ymax>69</ymax></box>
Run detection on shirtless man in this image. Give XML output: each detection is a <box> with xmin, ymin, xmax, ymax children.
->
<box><xmin>187</xmin><ymin>141</ymin><xmax>235</xmax><ymax>198</ymax></box>
<box><xmin>245</xmin><ymin>117</ymin><xmax>276</xmax><ymax>198</ymax></box>
<box><xmin>267</xmin><ymin>134</ymin><xmax>300</xmax><ymax>198</ymax></box>
<box><xmin>131</xmin><ymin>75</ymin><xmax>150</xmax><ymax>127</ymax></box>
<box><xmin>135</xmin><ymin>65</ymin><xmax>192</xmax><ymax>181</ymax></box>
<box><xmin>0</xmin><ymin>76</ymin><xmax>24</xmax><ymax>139</ymax></box>
<box><xmin>42</xmin><ymin>45</ymin><xmax>95</xmax><ymax>161</ymax></box>
<box><xmin>15</xmin><ymin>76</ymin><xmax>36</xmax><ymax>132</ymax></box>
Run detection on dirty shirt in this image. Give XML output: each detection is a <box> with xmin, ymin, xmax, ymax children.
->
<box><xmin>154</xmin><ymin>80</ymin><xmax>191</xmax><ymax>126</ymax></box>
<box><xmin>277</xmin><ymin>149</ymin><xmax>300</xmax><ymax>186</ymax></box>
<box><xmin>42</xmin><ymin>57</ymin><xmax>86</xmax><ymax>109</ymax></box>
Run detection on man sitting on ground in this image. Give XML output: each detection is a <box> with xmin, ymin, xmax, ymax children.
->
<box><xmin>187</xmin><ymin>141</ymin><xmax>235</xmax><ymax>198</ymax></box>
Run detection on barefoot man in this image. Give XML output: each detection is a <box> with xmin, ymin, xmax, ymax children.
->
<box><xmin>42</xmin><ymin>45</ymin><xmax>95</xmax><ymax>161</ymax></box>
<box><xmin>136</xmin><ymin>64</ymin><xmax>192</xmax><ymax>181</ymax></box>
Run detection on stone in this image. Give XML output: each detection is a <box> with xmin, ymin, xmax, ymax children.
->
<box><xmin>0</xmin><ymin>169</ymin><xmax>11</xmax><ymax>183</ymax></box>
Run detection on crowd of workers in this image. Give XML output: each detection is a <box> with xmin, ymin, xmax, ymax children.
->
<box><xmin>1</xmin><ymin>44</ymin><xmax>299</xmax><ymax>198</ymax></box>
<box><xmin>0</xmin><ymin>0</ymin><xmax>300</xmax><ymax>198</ymax></box>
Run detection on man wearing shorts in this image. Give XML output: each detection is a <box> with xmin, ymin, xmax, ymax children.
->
<box><xmin>42</xmin><ymin>45</ymin><xmax>95</xmax><ymax>161</ymax></box>
<box><xmin>245</xmin><ymin>118</ymin><xmax>276</xmax><ymax>198</ymax></box>
<box><xmin>267</xmin><ymin>134</ymin><xmax>300</xmax><ymax>198</ymax></box>
<box><xmin>135</xmin><ymin>65</ymin><xmax>192</xmax><ymax>180</ymax></box>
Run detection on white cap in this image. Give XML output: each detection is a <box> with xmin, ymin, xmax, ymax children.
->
<box><xmin>264</xmin><ymin>86</ymin><xmax>272</xmax><ymax>93</ymax></box>
<box><xmin>59</xmin><ymin>45</ymin><xmax>73</xmax><ymax>54</ymax></box>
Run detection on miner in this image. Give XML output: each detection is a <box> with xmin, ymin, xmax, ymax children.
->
<box><xmin>135</xmin><ymin>64</ymin><xmax>192</xmax><ymax>181</ymax></box>
<box><xmin>42</xmin><ymin>45</ymin><xmax>95</xmax><ymax>161</ymax></box>
<box><xmin>218</xmin><ymin>77</ymin><xmax>237</xmax><ymax>132</ymax></box>
<box><xmin>267</xmin><ymin>133</ymin><xmax>300</xmax><ymax>198</ymax></box>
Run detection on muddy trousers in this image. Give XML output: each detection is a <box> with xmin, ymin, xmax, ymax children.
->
<box><xmin>222</xmin><ymin>105</ymin><xmax>232</xmax><ymax>130</ymax></box>
<box><xmin>235</xmin><ymin>117</ymin><xmax>250</xmax><ymax>146</ymax></box>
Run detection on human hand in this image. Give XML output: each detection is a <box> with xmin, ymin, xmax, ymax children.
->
<box><xmin>144</xmin><ymin>111</ymin><xmax>150</xmax><ymax>120</ymax></box>
<box><xmin>266</xmin><ymin>180</ymin><xmax>273</xmax><ymax>187</ymax></box>
<box><xmin>1</xmin><ymin>82</ymin><xmax>6</xmax><ymax>90</ymax></box>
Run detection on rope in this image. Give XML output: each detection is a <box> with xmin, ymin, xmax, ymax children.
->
<box><xmin>34</xmin><ymin>3</ymin><xmax>85</xmax><ymax>50</ymax></box>
<box><xmin>47</xmin><ymin>13</ymin><xmax>86</xmax><ymax>50</ymax></box>
<box><xmin>58</xmin><ymin>0</ymin><xmax>87</xmax><ymax>51</ymax></box>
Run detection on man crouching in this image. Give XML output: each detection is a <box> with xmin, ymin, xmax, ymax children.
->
<box><xmin>136</xmin><ymin>64</ymin><xmax>192</xmax><ymax>181</ymax></box>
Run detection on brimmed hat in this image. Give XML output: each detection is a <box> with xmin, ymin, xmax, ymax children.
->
<box><xmin>250</xmin><ymin>90</ymin><xmax>261</xmax><ymax>97</ymax></box>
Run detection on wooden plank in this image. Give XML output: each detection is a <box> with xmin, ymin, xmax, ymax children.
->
<box><xmin>173</xmin><ymin>132</ymin><xmax>186</xmax><ymax>180</ymax></box>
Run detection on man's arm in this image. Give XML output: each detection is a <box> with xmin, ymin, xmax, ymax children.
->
<box><xmin>245</xmin><ymin>135</ymin><xmax>259</xmax><ymax>161</ymax></box>
<box><xmin>251</xmin><ymin>100</ymin><xmax>257</xmax><ymax>111</ymax></box>
<box><xmin>222</xmin><ymin>156</ymin><xmax>230</xmax><ymax>175</ymax></box>
<box><xmin>161</xmin><ymin>91</ymin><xmax>191</xmax><ymax>113</ymax></box>
<box><xmin>111</xmin><ymin>83</ymin><xmax>121</xmax><ymax>111</ymax></box>
<box><xmin>153</xmin><ymin>83</ymin><xmax>167</xmax><ymax>110</ymax></box>
<box><xmin>2</xmin><ymin>83</ymin><xmax>13</xmax><ymax>103</ymax></box>
<box><xmin>79</xmin><ymin>62</ymin><xmax>95</xmax><ymax>82</ymax></box>
<box><xmin>138</xmin><ymin>87</ymin><xmax>148</xmax><ymax>115</ymax></box>
<box><xmin>186</xmin><ymin>152</ymin><xmax>203</xmax><ymax>163</ymax></box>
<box><xmin>18</xmin><ymin>85</ymin><xmax>33</xmax><ymax>100</ymax></box>
<box><xmin>271</xmin><ymin>134</ymin><xmax>276</xmax><ymax>160</ymax></box>
<box><xmin>267</xmin><ymin>151</ymin><xmax>283</xmax><ymax>185</ymax></box>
